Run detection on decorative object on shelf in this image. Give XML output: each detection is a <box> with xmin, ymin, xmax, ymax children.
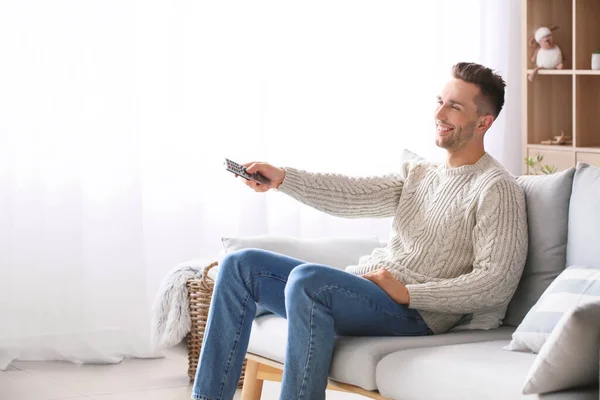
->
<box><xmin>540</xmin><ymin>131</ymin><xmax>572</xmax><ymax>146</ymax></box>
<box><xmin>592</xmin><ymin>50</ymin><xmax>600</xmax><ymax>70</ymax></box>
<box><xmin>525</xmin><ymin>153</ymin><xmax>557</xmax><ymax>175</ymax></box>
<box><xmin>528</xmin><ymin>26</ymin><xmax>564</xmax><ymax>81</ymax></box>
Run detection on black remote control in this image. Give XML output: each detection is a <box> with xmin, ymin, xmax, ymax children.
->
<box><xmin>224</xmin><ymin>158</ymin><xmax>271</xmax><ymax>186</ymax></box>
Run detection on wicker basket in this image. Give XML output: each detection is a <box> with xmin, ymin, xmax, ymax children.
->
<box><xmin>186</xmin><ymin>261</ymin><xmax>247</xmax><ymax>388</ymax></box>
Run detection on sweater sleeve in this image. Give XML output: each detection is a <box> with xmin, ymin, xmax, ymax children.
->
<box><xmin>404</xmin><ymin>179</ymin><xmax>528</xmax><ymax>314</ymax></box>
<box><xmin>276</xmin><ymin>167</ymin><xmax>404</xmax><ymax>219</ymax></box>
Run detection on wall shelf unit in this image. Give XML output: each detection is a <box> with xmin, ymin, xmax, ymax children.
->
<box><xmin>522</xmin><ymin>0</ymin><xmax>600</xmax><ymax>173</ymax></box>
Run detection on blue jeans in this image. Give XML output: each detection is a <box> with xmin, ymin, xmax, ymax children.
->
<box><xmin>191</xmin><ymin>249</ymin><xmax>431</xmax><ymax>400</ymax></box>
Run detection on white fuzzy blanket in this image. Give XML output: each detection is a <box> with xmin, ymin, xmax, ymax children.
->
<box><xmin>151</xmin><ymin>257</ymin><xmax>220</xmax><ymax>349</ymax></box>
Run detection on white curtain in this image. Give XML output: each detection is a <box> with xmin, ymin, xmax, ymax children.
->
<box><xmin>0</xmin><ymin>0</ymin><xmax>521</xmax><ymax>369</ymax></box>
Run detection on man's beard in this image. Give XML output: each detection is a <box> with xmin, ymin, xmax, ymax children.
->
<box><xmin>435</xmin><ymin>121</ymin><xmax>476</xmax><ymax>151</ymax></box>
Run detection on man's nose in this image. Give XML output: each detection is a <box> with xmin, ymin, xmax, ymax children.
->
<box><xmin>434</xmin><ymin>106</ymin><xmax>446</xmax><ymax>121</ymax></box>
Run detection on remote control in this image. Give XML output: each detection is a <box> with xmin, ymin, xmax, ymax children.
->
<box><xmin>224</xmin><ymin>158</ymin><xmax>271</xmax><ymax>186</ymax></box>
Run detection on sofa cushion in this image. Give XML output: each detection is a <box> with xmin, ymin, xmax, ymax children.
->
<box><xmin>376</xmin><ymin>340</ymin><xmax>599</xmax><ymax>400</ymax></box>
<box><xmin>505</xmin><ymin>265</ymin><xmax>600</xmax><ymax>354</ymax></box>
<box><xmin>503</xmin><ymin>168</ymin><xmax>575</xmax><ymax>327</ymax></box>
<box><xmin>566</xmin><ymin>163</ymin><xmax>600</xmax><ymax>268</ymax></box>
<box><xmin>523</xmin><ymin>301</ymin><xmax>600</xmax><ymax>394</ymax></box>
<box><xmin>247</xmin><ymin>314</ymin><xmax>515</xmax><ymax>391</ymax></box>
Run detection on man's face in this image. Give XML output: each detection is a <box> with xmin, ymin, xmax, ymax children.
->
<box><xmin>434</xmin><ymin>78</ymin><xmax>482</xmax><ymax>151</ymax></box>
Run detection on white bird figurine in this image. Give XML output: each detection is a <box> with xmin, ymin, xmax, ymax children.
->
<box><xmin>528</xmin><ymin>26</ymin><xmax>564</xmax><ymax>81</ymax></box>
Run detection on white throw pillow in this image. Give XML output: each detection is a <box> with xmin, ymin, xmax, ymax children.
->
<box><xmin>522</xmin><ymin>300</ymin><xmax>600</xmax><ymax>394</ymax></box>
<box><xmin>220</xmin><ymin>235</ymin><xmax>382</xmax><ymax>270</ymax></box>
<box><xmin>506</xmin><ymin>265</ymin><xmax>600</xmax><ymax>354</ymax></box>
<box><xmin>399</xmin><ymin>148</ymin><xmax>427</xmax><ymax>166</ymax></box>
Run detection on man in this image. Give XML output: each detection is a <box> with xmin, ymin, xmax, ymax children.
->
<box><xmin>191</xmin><ymin>62</ymin><xmax>528</xmax><ymax>400</ymax></box>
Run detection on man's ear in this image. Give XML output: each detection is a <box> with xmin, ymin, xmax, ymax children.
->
<box><xmin>478</xmin><ymin>115</ymin><xmax>494</xmax><ymax>133</ymax></box>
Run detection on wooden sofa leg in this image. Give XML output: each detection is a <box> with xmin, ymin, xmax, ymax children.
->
<box><xmin>241</xmin><ymin>358</ymin><xmax>264</xmax><ymax>400</ymax></box>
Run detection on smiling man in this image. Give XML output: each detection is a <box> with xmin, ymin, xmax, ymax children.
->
<box><xmin>191</xmin><ymin>62</ymin><xmax>529</xmax><ymax>400</ymax></box>
<box><xmin>434</xmin><ymin>63</ymin><xmax>501</xmax><ymax>168</ymax></box>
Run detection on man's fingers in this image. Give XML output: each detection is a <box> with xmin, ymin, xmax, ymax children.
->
<box><xmin>245</xmin><ymin>164</ymin><xmax>256</xmax><ymax>173</ymax></box>
<box><xmin>362</xmin><ymin>270</ymin><xmax>384</xmax><ymax>282</ymax></box>
<box><xmin>241</xmin><ymin>178</ymin><xmax>270</xmax><ymax>192</ymax></box>
<box><xmin>244</xmin><ymin>162</ymin><xmax>262</xmax><ymax>174</ymax></box>
<box><xmin>240</xmin><ymin>177</ymin><xmax>255</xmax><ymax>188</ymax></box>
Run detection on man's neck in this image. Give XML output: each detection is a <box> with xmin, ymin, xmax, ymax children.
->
<box><xmin>445</xmin><ymin>147</ymin><xmax>486</xmax><ymax>169</ymax></box>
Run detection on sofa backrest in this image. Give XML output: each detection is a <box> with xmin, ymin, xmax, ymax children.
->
<box><xmin>566</xmin><ymin>163</ymin><xmax>600</xmax><ymax>268</ymax></box>
<box><xmin>220</xmin><ymin>235</ymin><xmax>382</xmax><ymax>270</ymax></box>
<box><xmin>503</xmin><ymin>167</ymin><xmax>576</xmax><ymax>327</ymax></box>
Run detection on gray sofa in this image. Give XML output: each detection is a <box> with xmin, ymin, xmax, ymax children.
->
<box><xmin>243</xmin><ymin>163</ymin><xmax>600</xmax><ymax>399</ymax></box>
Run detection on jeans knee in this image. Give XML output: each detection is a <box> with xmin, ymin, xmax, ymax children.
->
<box><xmin>219</xmin><ymin>248</ymin><xmax>266</xmax><ymax>278</ymax></box>
<box><xmin>284</xmin><ymin>263</ymin><xmax>328</xmax><ymax>299</ymax></box>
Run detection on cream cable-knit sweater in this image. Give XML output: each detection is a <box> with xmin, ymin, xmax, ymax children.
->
<box><xmin>278</xmin><ymin>153</ymin><xmax>528</xmax><ymax>334</ymax></box>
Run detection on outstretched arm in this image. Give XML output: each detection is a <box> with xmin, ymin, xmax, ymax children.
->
<box><xmin>276</xmin><ymin>167</ymin><xmax>405</xmax><ymax>219</ymax></box>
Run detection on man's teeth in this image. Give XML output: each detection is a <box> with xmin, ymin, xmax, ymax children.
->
<box><xmin>437</xmin><ymin>126</ymin><xmax>453</xmax><ymax>133</ymax></box>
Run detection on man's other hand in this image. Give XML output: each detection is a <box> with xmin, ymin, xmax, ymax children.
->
<box><xmin>361</xmin><ymin>268</ymin><xmax>411</xmax><ymax>305</ymax></box>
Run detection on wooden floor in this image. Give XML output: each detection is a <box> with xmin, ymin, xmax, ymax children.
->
<box><xmin>0</xmin><ymin>343</ymin><xmax>366</xmax><ymax>400</ymax></box>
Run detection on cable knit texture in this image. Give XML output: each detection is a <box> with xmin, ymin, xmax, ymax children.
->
<box><xmin>278</xmin><ymin>153</ymin><xmax>528</xmax><ymax>334</ymax></box>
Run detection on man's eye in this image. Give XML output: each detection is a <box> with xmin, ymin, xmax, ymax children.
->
<box><xmin>452</xmin><ymin>105</ymin><xmax>460</xmax><ymax>110</ymax></box>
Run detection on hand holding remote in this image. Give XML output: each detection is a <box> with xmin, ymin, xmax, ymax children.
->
<box><xmin>242</xmin><ymin>162</ymin><xmax>286</xmax><ymax>192</ymax></box>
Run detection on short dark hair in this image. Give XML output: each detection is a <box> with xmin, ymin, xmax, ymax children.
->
<box><xmin>451</xmin><ymin>62</ymin><xmax>506</xmax><ymax>118</ymax></box>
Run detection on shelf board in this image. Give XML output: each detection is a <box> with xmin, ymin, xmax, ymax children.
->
<box><xmin>574</xmin><ymin>70</ymin><xmax>600</xmax><ymax>75</ymax></box>
<box><xmin>526</xmin><ymin>69</ymin><xmax>600</xmax><ymax>76</ymax></box>
<box><xmin>527</xmin><ymin>145</ymin><xmax>600</xmax><ymax>154</ymax></box>
<box><xmin>527</xmin><ymin>144</ymin><xmax>573</xmax><ymax>152</ymax></box>
<box><xmin>575</xmin><ymin>147</ymin><xmax>600</xmax><ymax>154</ymax></box>
<box><xmin>526</xmin><ymin>69</ymin><xmax>575</xmax><ymax>75</ymax></box>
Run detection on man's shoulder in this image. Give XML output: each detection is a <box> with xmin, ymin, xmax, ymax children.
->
<box><xmin>474</xmin><ymin>170</ymin><xmax>526</xmax><ymax>212</ymax></box>
<box><xmin>472</xmin><ymin>159</ymin><xmax>525</xmax><ymax>198</ymax></box>
<box><xmin>478</xmin><ymin>155</ymin><xmax>520</xmax><ymax>184</ymax></box>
